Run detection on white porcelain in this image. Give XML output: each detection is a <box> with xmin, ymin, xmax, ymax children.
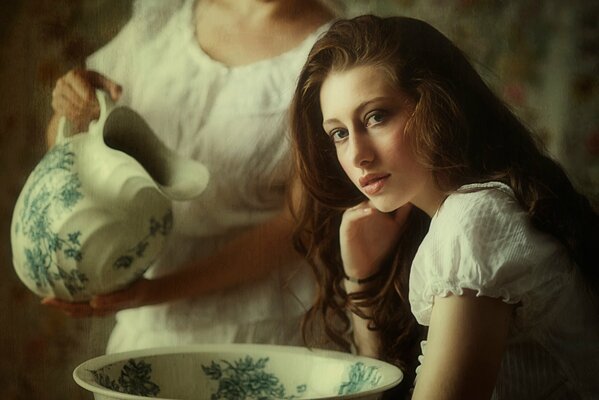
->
<box><xmin>73</xmin><ymin>344</ymin><xmax>403</xmax><ymax>400</ymax></box>
<box><xmin>11</xmin><ymin>90</ymin><xmax>209</xmax><ymax>301</ymax></box>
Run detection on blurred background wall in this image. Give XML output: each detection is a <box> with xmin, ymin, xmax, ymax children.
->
<box><xmin>1</xmin><ymin>1</ymin><xmax>597</xmax><ymax>399</ymax></box>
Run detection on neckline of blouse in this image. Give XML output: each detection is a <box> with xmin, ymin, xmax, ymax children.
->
<box><xmin>181</xmin><ymin>0</ymin><xmax>334</xmax><ymax>73</ymax></box>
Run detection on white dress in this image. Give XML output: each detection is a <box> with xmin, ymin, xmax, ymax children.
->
<box><xmin>86</xmin><ymin>0</ymin><xmax>331</xmax><ymax>353</ymax></box>
<box><xmin>410</xmin><ymin>181</ymin><xmax>599</xmax><ymax>399</ymax></box>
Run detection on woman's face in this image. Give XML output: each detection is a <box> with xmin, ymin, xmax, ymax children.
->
<box><xmin>319</xmin><ymin>65</ymin><xmax>441</xmax><ymax>215</ymax></box>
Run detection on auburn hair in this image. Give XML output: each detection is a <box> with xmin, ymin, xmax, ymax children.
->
<box><xmin>289</xmin><ymin>14</ymin><xmax>598</xmax><ymax>391</ymax></box>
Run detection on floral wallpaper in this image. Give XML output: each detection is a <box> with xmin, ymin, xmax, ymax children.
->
<box><xmin>0</xmin><ymin>1</ymin><xmax>596</xmax><ymax>399</ymax></box>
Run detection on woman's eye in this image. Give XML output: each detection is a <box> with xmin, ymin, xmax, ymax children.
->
<box><xmin>365</xmin><ymin>111</ymin><xmax>386</xmax><ymax>127</ymax></box>
<box><xmin>329</xmin><ymin>129</ymin><xmax>349</xmax><ymax>143</ymax></box>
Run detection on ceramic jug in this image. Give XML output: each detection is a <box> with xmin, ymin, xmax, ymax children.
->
<box><xmin>11</xmin><ymin>90</ymin><xmax>209</xmax><ymax>301</ymax></box>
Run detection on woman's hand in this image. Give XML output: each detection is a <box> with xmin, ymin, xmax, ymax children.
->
<box><xmin>340</xmin><ymin>202</ymin><xmax>411</xmax><ymax>358</ymax></box>
<box><xmin>51</xmin><ymin>68</ymin><xmax>122</xmax><ymax>134</ymax></box>
<box><xmin>40</xmin><ymin>278</ymin><xmax>166</xmax><ymax>318</ymax></box>
<box><xmin>340</xmin><ymin>201</ymin><xmax>412</xmax><ymax>280</ymax></box>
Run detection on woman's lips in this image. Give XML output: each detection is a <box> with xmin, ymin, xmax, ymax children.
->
<box><xmin>359</xmin><ymin>173</ymin><xmax>390</xmax><ymax>195</ymax></box>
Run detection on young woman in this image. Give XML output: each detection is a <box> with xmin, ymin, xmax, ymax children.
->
<box><xmin>290</xmin><ymin>15</ymin><xmax>599</xmax><ymax>399</ymax></box>
<box><xmin>42</xmin><ymin>0</ymin><xmax>336</xmax><ymax>353</ymax></box>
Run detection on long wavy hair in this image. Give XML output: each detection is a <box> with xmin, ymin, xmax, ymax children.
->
<box><xmin>290</xmin><ymin>14</ymin><xmax>598</xmax><ymax>385</ymax></box>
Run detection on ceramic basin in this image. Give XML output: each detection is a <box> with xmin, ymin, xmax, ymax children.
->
<box><xmin>73</xmin><ymin>344</ymin><xmax>403</xmax><ymax>399</ymax></box>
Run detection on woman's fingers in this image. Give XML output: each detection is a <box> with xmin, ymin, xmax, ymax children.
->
<box><xmin>51</xmin><ymin>68</ymin><xmax>122</xmax><ymax>132</ymax></box>
<box><xmin>90</xmin><ymin>279</ymin><xmax>152</xmax><ymax>312</ymax></box>
<box><xmin>51</xmin><ymin>93</ymin><xmax>86</xmax><ymax>124</ymax></box>
<box><xmin>40</xmin><ymin>279</ymin><xmax>153</xmax><ymax>318</ymax></box>
<box><xmin>85</xmin><ymin>70</ymin><xmax>122</xmax><ymax>100</ymax></box>
<box><xmin>41</xmin><ymin>296</ymin><xmax>121</xmax><ymax>318</ymax></box>
<box><xmin>64</xmin><ymin>69</ymin><xmax>95</xmax><ymax>101</ymax></box>
<box><xmin>52</xmin><ymin>78</ymin><xmax>86</xmax><ymax>116</ymax></box>
<box><xmin>344</xmin><ymin>201</ymin><xmax>373</xmax><ymax>218</ymax></box>
<box><xmin>41</xmin><ymin>297</ymin><xmax>94</xmax><ymax>318</ymax></box>
<box><xmin>90</xmin><ymin>290</ymin><xmax>132</xmax><ymax>311</ymax></box>
<box><xmin>345</xmin><ymin>204</ymin><xmax>373</xmax><ymax>220</ymax></box>
<box><xmin>52</xmin><ymin>73</ymin><xmax>98</xmax><ymax>131</ymax></box>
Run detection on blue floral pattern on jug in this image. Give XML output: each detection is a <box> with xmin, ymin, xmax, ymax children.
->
<box><xmin>91</xmin><ymin>359</ymin><xmax>161</xmax><ymax>397</ymax></box>
<box><xmin>112</xmin><ymin>211</ymin><xmax>173</xmax><ymax>270</ymax></box>
<box><xmin>202</xmin><ymin>356</ymin><xmax>307</xmax><ymax>399</ymax></box>
<box><xmin>14</xmin><ymin>143</ymin><xmax>88</xmax><ymax>296</ymax></box>
<box><xmin>14</xmin><ymin>141</ymin><xmax>173</xmax><ymax>297</ymax></box>
<box><xmin>338</xmin><ymin>362</ymin><xmax>382</xmax><ymax>395</ymax></box>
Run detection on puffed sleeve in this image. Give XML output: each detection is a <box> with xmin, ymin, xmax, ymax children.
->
<box><xmin>409</xmin><ymin>182</ymin><xmax>573</xmax><ymax>329</ymax></box>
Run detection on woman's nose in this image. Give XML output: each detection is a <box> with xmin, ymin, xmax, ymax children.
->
<box><xmin>350</xmin><ymin>133</ymin><xmax>374</xmax><ymax>168</ymax></box>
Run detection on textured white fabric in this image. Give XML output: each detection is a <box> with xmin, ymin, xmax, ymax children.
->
<box><xmin>410</xmin><ymin>181</ymin><xmax>599</xmax><ymax>399</ymax></box>
<box><xmin>86</xmin><ymin>0</ymin><xmax>331</xmax><ymax>353</ymax></box>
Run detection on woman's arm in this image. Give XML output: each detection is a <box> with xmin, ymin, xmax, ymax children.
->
<box><xmin>344</xmin><ymin>279</ymin><xmax>381</xmax><ymax>357</ymax></box>
<box><xmin>44</xmin><ymin>174</ymin><xmax>305</xmax><ymax>318</ymax></box>
<box><xmin>411</xmin><ymin>290</ymin><xmax>513</xmax><ymax>400</ymax></box>
<box><xmin>339</xmin><ymin>203</ymin><xmax>412</xmax><ymax>357</ymax></box>
<box><xmin>152</xmin><ymin>206</ymin><xmax>301</xmax><ymax>301</ymax></box>
<box><xmin>42</xmin><ymin>205</ymin><xmax>301</xmax><ymax>316</ymax></box>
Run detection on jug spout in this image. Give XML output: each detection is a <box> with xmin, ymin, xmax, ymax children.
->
<box><xmin>156</xmin><ymin>152</ymin><xmax>210</xmax><ymax>201</ymax></box>
<box><xmin>102</xmin><ymin>106</ymin><xmax>209</xmax><ymax>201</ymax></box>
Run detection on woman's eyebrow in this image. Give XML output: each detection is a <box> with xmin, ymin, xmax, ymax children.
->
<box><xmin>322</xmin><ymin>96</ymin><xmax>392</xmax><ymax>128</ymax></box>
<box><xmin>322</xmin><ymin>117</ymin><xmax>341</xmax><ymax>129</ymax></box>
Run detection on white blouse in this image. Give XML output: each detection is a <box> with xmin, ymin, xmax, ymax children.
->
<box><xmin>86</xmin><ymin>0</ymin><xmax>331</xmax><ymax>353</ymax></box>
<box><xmin>410</xmin><ymin>181</ymin><xmax>599</xmax><ymax>399</ymax></box>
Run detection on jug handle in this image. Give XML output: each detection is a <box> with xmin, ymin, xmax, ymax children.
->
<box><xmin>55</xmin><ymin>89</ymin><xmax>115</xmax><ymax>144</ymax></box>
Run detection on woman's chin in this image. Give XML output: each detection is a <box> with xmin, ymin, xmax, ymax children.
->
<box><xmin>370</xmin><ymin>199</ymin><xmax>398</xmax><ymax>213</ymax></box>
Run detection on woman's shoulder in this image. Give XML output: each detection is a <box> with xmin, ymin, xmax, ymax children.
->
<box><xmin>438</xmin><ymin>181</ymin><xmax>520</xmax><ymax>223</ymax></box>
<box><xmin>429</xmin><ymin>181</ymin><xmax>527</xmax><ymax>246</ymax></box>
<box><xmin>428</xmin><ymin>180</ymin><xmax>562</xmax><ymax>262</ymax></box>
<box><xmin>410</xmin><ymin>181</ymin><xmax>574</xmax><ymax>326</ymax></box>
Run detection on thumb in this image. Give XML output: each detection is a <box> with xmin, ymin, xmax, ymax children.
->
<box><xmin>85</xmin><ymin>70</ymin><xmax>122</xmax><ymax>101</ymax></box>
<box><xmin>90</xmin><ymin>278</ymin><xmax>150</xmax><ymax>309</ymax></box>
<box><xmin>90</xmin><ymin>289</ymin><xmax>129</xmax><ymax>309</ymax></box>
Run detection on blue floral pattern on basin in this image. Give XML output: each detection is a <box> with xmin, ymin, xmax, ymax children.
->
<box><xmin>91</xmin><ymin>359</ymin><xmax>161</xmax><ymax>397</ymax></box>
<box><xmin>202</xmin><ymin>356</ymin><xmax>307</xmax><ymax>399</ymax></box>
<box><xmin>338</xmin><ymin>362</ymin><xmax>382</xmax><ymax>395</ymax></box>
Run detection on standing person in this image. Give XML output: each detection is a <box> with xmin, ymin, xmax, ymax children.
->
<box><xmin>43</xmin><ymin>0</ymin><xmax>335</xmax><ymax>353</ymax></box>
<box><xmin>290</xmin><ymin>15</ymin><xmax>599</xmax><ymax>399</ymax></box>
